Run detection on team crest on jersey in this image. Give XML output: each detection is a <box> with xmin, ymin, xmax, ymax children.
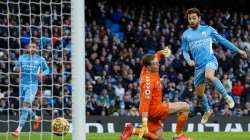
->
<box><xmin>201</xmin><ymin>31</ymin><xmax>207</xmax><ymax>37</ymax></box>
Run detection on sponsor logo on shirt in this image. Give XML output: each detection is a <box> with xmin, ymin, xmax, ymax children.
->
<box><xmin>189</xmin><ymin>38</ymin><xmax>211</xmax><ymax>48</ymax></box>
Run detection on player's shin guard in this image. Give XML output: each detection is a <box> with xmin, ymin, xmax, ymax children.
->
<box><xmin>176</xmin><ymin>113</ymin><xmax>188</xmax><ymax>135</ymax></box>
<box><xmin>134</xmin><ymin>128</ymin><xmax>158</xmax><ymax>140</ymax></box>
<box><xmin>212</xmin><ymin>78</ymin><xmax>228</xmax><ymax>97</ymax></box>
<box><xmin>197</xmin><ymin>95</ymin><xmax>210</xmax><ymax>112</ymax></box>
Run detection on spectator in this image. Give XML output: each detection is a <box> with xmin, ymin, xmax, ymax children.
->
<box><xmin>114</xmin><ymin>83</ymin><xmax>125</xmax><ymax>101</ymax></box>
<box><xmin>232</xmin><ymin>81</ymin><xmax>245</xmax><ymax>104</ymax></box>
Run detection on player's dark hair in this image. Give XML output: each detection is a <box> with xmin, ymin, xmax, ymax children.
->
<box><xmin>142</xmin><ymin>54</ymin><xmax>155</xmax><ymax>67</ymax></box>
<box><xmin>186</xmin><ymin>8</ymin><xmax>201</xmax><ymax>18</ymax></box>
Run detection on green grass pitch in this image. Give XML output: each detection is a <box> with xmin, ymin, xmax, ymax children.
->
<box><xmin>0</xmin><ymin>132</ymin><xmax>250</xmax><ymax>140</ymax></box>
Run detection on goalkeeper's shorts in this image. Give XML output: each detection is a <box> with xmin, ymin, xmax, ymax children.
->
<box><xmin>147</xmin><ymin>103</ymin><xmax>169</xmax><ymax>132</ymax></box>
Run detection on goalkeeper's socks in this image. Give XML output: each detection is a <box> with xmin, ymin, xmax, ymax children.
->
<box><xmin>176</xmin><ymin>113</ymin><xmax>188</xmax><ymax>135</ymax></box>
<box><xmin>133</xmin><ymin>128</ymin><xmax>158</xmax><ymax>140</ymax></box>
<box><xmin>212</xmin><ymin>78</ymin><xmax>228</xmax><ymax>97</ymax></box>
<box><xmin>197</xmin><ymin>95</ymin><xmax>210</xmax><ymax>112</ymax></box>
<box><xmin>18</xmin><ymin>108</ymin><xmax>31</xmax><ymax>131</ymax></box>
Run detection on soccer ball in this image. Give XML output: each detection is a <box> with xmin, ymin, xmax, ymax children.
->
<box><xmin>51</xmin><ymin>117</ymin><xmax>70</xmax><ymax>136</ymax></box>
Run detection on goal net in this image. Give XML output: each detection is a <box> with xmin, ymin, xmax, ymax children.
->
<box><xmin>0</xmin><ymin>0</ymin><xmax>73</xmax><ymax>139</ymax></box>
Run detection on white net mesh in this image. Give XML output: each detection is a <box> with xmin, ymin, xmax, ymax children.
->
<box><xmin>0</xmin><ymin>0</ymin><xmax>72</xmax><ymax>139</ymax></box>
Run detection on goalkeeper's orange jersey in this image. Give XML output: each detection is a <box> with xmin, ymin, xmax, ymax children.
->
<box><xmin>139</xmin><ymin>51</ymin><xmax>163</xmax><ymax>116</ymax></box>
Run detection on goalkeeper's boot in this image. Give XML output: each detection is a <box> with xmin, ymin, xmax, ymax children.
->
<box><xmin>33</xmin><ymin>116</ymin><xmax>42</xmax><ymax>129</ymax></box>
<box><xmin>173</xmin><ymin>134</ymin><xmax>192</xmax><ymax>140</ymax></box>
<box><xmin>225</xmin><ymin>95</ymin><xmax>235</xmax><ymax>109</ymax></box>
<box><xmin>120</xmin><ymin>124</ymin><xmax>134</xmax><ymax>140</ymax></box>
<box><xmin>11</xmin><ymin>129</ymin><xmax>21</xmax><ymax>137</ymax></box>
<box><xmin>201</xmin><ymin>109</ymin><xmax>213</xmax><ymax>124</ymax></box>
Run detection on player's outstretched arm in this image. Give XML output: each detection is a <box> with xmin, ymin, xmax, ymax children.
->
<box><xmin>210</xmin><ymin>27</ymin><xmax>248</xmax><ymax>59</ymax></box>
<box><xmin>160</xmin><ymin>47</ymin><xmax>171</xmax><ymax>58</ymax></box>
<box><xmin>210</xmin><ymin>26</ymin><xmax>241</xmax><ymax>52</ymax></box>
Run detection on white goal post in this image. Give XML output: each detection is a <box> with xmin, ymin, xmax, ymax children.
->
<box><xmin>71</xmin><ymin>0</ymin><xmax>85</xmax><ymax>140</ymax></box>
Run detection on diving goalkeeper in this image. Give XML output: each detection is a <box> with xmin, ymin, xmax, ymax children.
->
<box><xmin>120</xmin><ymin>47</ymin><xmax>192</xmax><ymax>140</ymax></box>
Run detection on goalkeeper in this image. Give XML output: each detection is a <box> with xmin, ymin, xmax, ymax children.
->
<box><xmin>11</xmin><ymin>42</ymin><xmax>49</xmax><ymax>137</ymax></box>
<box><xmin>120</xmin><ymin>47</ymin><xmax>192</xmax><ymax>140</ymax></box>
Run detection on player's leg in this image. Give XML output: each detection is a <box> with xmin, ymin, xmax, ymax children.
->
<box><xmin>120</xmin><ymin>123</ymin><xmax>158</xmax><ymax>140</ymax></box>
<box><xmin>28</xmin><ymin>85</ymin><xmax>41</xmax><ymax>129</ymax></box>
<box><xmin>195</xmin><ymin>83</ymin><xmax>213</xmax><ymax>124</ymax></box>
<box><xmin>205</xmin><ymin>62</ymin><xmax>235</xmax><ymax>108</ymax></box>
<box><xmin>29</xmin><ymin>85</ymin><xmax>42</xmax><ymax>129</ymax></box>
<box><xmin>120</xmin><ymin>104</ymin><xmax>166</xmax><ymax>140</ymax></box>
<box><xmin>18</xmin><ymin>103</ymin><xmax>33</xmax><ymax>129</ymax></box>
<box><xmin>11</xmin><ymin>102</ymin><xmax>32</xmax><ymax>137</ymax></box>
<box><xmin>194</xmin><ymin>68</ymin><xmax>213</xmax><ymax>124</ymax></box>
<box><xmin>11</xmin><ymin>85</ymin><xmax>40</xmax><ymax>137</ymax></box>
<box><xmin>11</xmin><ymin>86</ymin><xmax>28</xmax><ymax>136</ymax></box>
<box><xmin>168</xmin><ymin>102</ymin><xmax>192</xmax><ymax>140</ymax></box>
<box><xmin>195</xmin><ymin>83</ymin><xmax>210</xmax><ymax>112</ymax></box>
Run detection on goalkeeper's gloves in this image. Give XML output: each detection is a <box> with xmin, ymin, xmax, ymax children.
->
<box><xmin>160</xmin><ymin>47</ymin><xmax>171</xmax><ymax>58</ymax></box>
<box><xmin>139</xmin><ymin>117</ymin><xmax>148</xmax><ymax>138</ymax></box>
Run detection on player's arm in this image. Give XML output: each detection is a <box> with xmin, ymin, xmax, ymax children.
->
<box><xmin>41</xmin><ymin>57</ymin><xmax>50</xmax><ymax>76</ymax></box>
<box><xmin>139</xmin><ymin>81</ymin><xmax>152</xmax><ymax>137</ymax></box>
<box><xmin>182</xmin><ymin>35</ymin><xmax>195</xmax><ymax>66</ymax></box>
<box><xmin>13</xmin><ymin>56</ymin><xmax>22</xmax><ymax>72</ymax></box>
<box><xmin>210</xmin><ymin>27</ymin><xmax>247</xmax><ymax>58</ymax></box>
<box><xmin>154</xmin><ymin>47</ymin><xmax>171</xmax><ymax>62</ymax></box>
<box><xmin>37</xmin><ymin>57</ymin><xmax>49</xmax><ymax>80</ymax></box>
<box><xmin>210</xmin><ymin>26</ymin><xmax>240</xmax><ymax>52</ymax></box>
<box><xmin>160</xmin><ymin>47</ymin><xmax>171</xmax><ymax>58</ymax></box>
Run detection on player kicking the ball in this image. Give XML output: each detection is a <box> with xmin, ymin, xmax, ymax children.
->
<box><xmin>120</xmin><ymin>48</ymin><xmax>192</xmax><ymax>140</ymax></box>
<box><xmin>182</xmin><ymin>8</ymin><xmax>247</xmax><ymax>124</ymax></box>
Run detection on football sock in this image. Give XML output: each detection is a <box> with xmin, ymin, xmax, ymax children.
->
<box><xmin>197</xmin><ymin>95</ymin><xmax>210</xmax><ymax>112</ymax></box>
<box><xmin>176</xmin><ymin>113</ymin><xmax>188</xmax><ymax>135</ymax></box>
<box><xmin>212</xmin><ymin>78</ymin><xmax>228</xmax><ymax>97</ymax></box>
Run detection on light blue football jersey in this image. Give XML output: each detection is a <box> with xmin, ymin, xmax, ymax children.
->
<box><xmin>182</xmin><ymin>25</ymin><xmax>240</xmax><ymax>69</ymax></box>
<box><xmin>14</xmin><ymin>54</ymin><xmax>49</xmax><ymax>85</ymax></box>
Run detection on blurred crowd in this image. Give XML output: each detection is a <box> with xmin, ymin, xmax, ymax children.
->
<box><xmin>1</xmin><ymin>0</ymin><xmax>250</xmax><ymax>118</ymax></box>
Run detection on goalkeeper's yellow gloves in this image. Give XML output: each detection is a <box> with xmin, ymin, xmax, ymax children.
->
<box><xmin>160</xmin><ymin>47</ymin><xmax>171</xmax><ymax>58</ymax></box>
<box><xmin>139</xmin><ymin>117</ymin><xmax>148</xmax><ymax>138</ymax></box>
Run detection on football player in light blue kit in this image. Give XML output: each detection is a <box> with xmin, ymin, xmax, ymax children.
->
<box><xmin>182</xmin><ymin>8</ymin><xmax>247</xmax><ymax>124</ymax></box>
<box><xmin>11</xmin><ymin>42</ymin><xmax>49</xmax><ymax>137</ymax></box>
